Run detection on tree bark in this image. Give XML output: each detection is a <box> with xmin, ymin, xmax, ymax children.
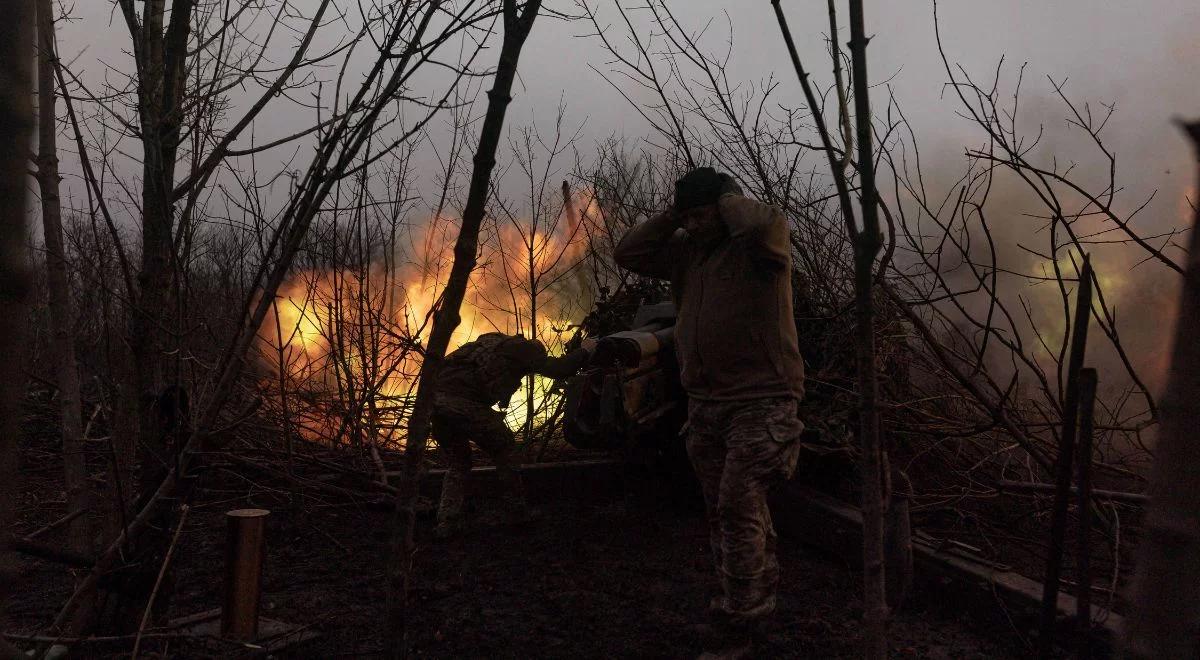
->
<box><xmin>131</xmin><ymin>0</ymin><xmax>195</xmax><ymax>504</ymax></box>
<box><xmin>1037</xmin><ymin>255</ymin><xmax>1092</xmax><ymax>658</ymax></box>
<box><xmin>36</xmin><ymin>0</ymin><xmax>92</xmax><ymax>557</ymax></box>
<box><xmin>384</xmin><ymin>2</ymin><xmax>542</xmax><ymax>657</ymax></box>
<box><xmin>847</xmin><ymin>2</ymin><xmax>889</xmax><ymax>658</ymax></box>
<box><xmin>1121</xmin><ymin>120</ymin><xmax>1200</xmax><ymax>659</ymax></box>
<box><xmin>106</xmin><ymin>0</ymin><xmax>196</xmax><ymax>633</ymax></box>
<box><xmin>0</xmin><ymin>2</ymin><xmax>35</xmax><ymax>657</ymax></box>
<box><xmin>773</xmin><ymin>2</ymin><xmax>888</xmax><ymax>654</ymax></box>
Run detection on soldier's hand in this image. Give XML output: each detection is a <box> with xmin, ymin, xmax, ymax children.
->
<box><xmin>718</xmin><ymin>173</ymin><xmax>742</xmax><ymax>197</ymax></box>
<box><xmin>581</xmin><ymin>338</ymin><xmax>599</xmax><ymax>354</ymax></box>
<box><xmin>592</xmin><ymin>337</ymin><xmax>629</xmax><ymax>367</ymax></box>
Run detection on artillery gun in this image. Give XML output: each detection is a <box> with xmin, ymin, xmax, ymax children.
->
<box><xmin>561</xmin><ymin>300</ymin><xmax>847</xmax><ymax>480</ymax></box>
<box><xmin>561</xmin><ymin>302</ymin><xmax>687</xmax><ymax>464</ymax></box>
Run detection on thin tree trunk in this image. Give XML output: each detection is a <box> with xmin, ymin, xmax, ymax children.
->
<box><xmin>384</xmin><ymin>2</ymin><xmax>542</xmax><ymax>657</ymax></box>
<box><xmin>117</xmin><ymin>1</ymin><xmax>196</xmax><ymax>632</ymax></box>
<box><xmin>772</xmin><ymin>3</ymin><xmax>887</xmax><ymax>653</ymax></box>
<box><xmin>0</xmin><ymin>1</ymin><xmax>35</xmax><ymax>656</ymax></box>
<box><xmin>1122</xmin><ymin>120</ymin><xmax>1200</xmax><ymax>659</ymax></box>
<box><xmin>1038</xmin><ymin>255</ymin><xmax>1093</xmax><ymax>658</ymax></box>
<box><xmin>1075</xmin><ymin>367</ymin><xmax>1098</xmax><ymax>660</ymax></box>
<box><xmin>526</xmin><ymin>244</ymin><xmax>537</xmax><ymax>444</ymax></box>
<box><xmin>36</xmin><ymin>0</ymin><xmax>91</xmax><ymax>556</ymax></box>
<box><xmin>131</xmin><ymin>0</ymin><xmax>195</xmax><ymax>508</ymax></box>
<box><xmin>847</xmin><ymin>2</ymin><xmax>889</xmax><ymax>657</ymax></box>
<box><xmin>271</xmin><ymin>298</ymin><xmax>294</xmax><ymax>481</ymax></box>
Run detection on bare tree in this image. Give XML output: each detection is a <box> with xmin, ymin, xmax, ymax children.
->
<box><xmin>772</xmin><ymin>1</ymin><xmax>888</xmax><ymax>655</ymax></box>
<box><xmin>35</xmin><ymin>0</ymin><xmax>91</xmax><ymax>557</ymax></box>
<box><xmin>843</xmin><ymin>5</ymin><xmax>888</xmax><ymax>656</ymax></box>
<box><xmin>385</xmin><ymin>1</ymin><xmax>543</xmax><ymax>656</ymax></box>
<box><xmin>36</xmin><ymin>0</ymin><xmax>501</xmax><ymax>645</ymax></box>
<box><xmin>0</xmin><ymin>1</ymin><xmax>35</xmax><ymax>657</ymax></box>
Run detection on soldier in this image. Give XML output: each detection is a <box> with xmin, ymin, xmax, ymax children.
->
<box><xmin>432</xmin><ymin>332</ymin><xmax>594</xmax><ymax>537</ymax></box>
<box><xmin>615</xmin><ymin>167</ymin><xmax>805</xmax><ymax>659</ymax></box>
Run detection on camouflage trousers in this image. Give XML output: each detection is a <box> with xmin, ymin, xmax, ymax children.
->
<box><xmin>431</xmin><ymin>397</ymin><xmax>523</xmax><ymax>524</ymax></box>
<box><xmin>686</xmin><ymin>396</ymin><xmax>803</xmax><ymax>627</ymax></box>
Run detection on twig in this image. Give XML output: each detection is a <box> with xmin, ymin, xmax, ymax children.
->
<box><xmin>131</xmin><ymin>503</ymin><xmax>190</xmax><ymax>660</ymax></box>
<box><xmin>23</xmin><ymin>508</ymin><xmax>87</xmax><ymax>541</ymax></box>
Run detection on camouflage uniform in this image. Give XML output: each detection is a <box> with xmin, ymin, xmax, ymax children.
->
<box><xmin>615</xmin><ymin>174</ymin><xmax>807</xmax><ymax>638</ymax></box>
<box><xmin>687</xmin><ymin>397</ymin><xmax>803</xmax><ymax>626</ymax></box>
<box><xmin>433</xmin><ymin>333</ymin><xmax>589</xmax><ymax>526</ymax></box>
<box><xmin>431</xmin><ymin>397</ymin><xmax>521</xmax><ymax>525</ymax></box>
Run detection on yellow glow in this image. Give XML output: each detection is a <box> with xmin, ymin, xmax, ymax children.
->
<box><xmin>257</xmin><ymin>189</ymin><xmax>600</xmax><ymax>445</ymax></box>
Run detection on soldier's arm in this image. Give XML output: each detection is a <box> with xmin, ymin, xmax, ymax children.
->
<box><xmin>533</xmin><ymin>345</ymin><xmax>594</xmax><ymax>379</ymax></box>
<box><xmin>718</xmin><ymin>194</ymin><xmax>789</xmax><ymax>268</ymax></box>
<box><xmin>613</xmin><ymin>211</ymin><xmax>683</xmax><ymax>280</ymax></box>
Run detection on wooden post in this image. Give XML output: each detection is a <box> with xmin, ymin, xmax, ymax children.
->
<box><xmin>1076</xmin><ymin>368</ymin><xmax>1098</xmax><ymax>659</ymax></box>
<box><xmin>1038</xmin><ymin>256</ymin><xmax>1093</xmax><ymax>658</ymax></box>
<box><xmin>222</xmin><ymin>509</ymin><xmax>270</xmax><ymax>640</ymax></box>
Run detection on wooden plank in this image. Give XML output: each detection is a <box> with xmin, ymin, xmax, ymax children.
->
<box><xmin>771</xmin><ymin>484</ymin><xmax>1122</xmax><ymax>654</ymax></box>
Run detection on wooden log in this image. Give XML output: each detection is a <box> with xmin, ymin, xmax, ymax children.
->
<box><xmin>771</xmin><ymin>484</ymin><xmax>1122</xmax><ymax>654</ymax></box>
<box><xmin>995</xmin><ymin>480</ymin><xmax>1146</xmax><ymax>505</ymax></box>
<box><xmin>9</xmin><ymin>537</ymin><xmax>95</xmax><ymax>568</ymax></box>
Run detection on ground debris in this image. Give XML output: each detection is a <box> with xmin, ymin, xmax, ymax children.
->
<box><xmin>12</xmin><ymin>467</ymin><xmax>1029</xmax><ymax>659</ymax></box>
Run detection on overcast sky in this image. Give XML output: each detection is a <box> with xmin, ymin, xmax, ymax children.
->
<box><xmin>44</xmin><ymin>0</ymin><xmax>1198</xmax><ymax>390</ymax></box>
<box><xmin>511</xmin><ymin>1</ymin><xmax>1200</xmax><ymax>185</ymax></box>
<box><xmin>54</xmin><ymin>1</ymin><xmax>1200</xmax><ymax>214</ymax></box>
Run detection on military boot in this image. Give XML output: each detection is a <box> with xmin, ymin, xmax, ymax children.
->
<box><xmin>434</xmin><ymin>467</ymin><xmax>470</xmax><ymax>539</ymax></box>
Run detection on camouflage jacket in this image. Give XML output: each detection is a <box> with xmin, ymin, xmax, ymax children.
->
<box><xmin>614</xmin><ymin>193</ymin><xmax>805</xmax><ymax>402</ymax></box>
<box><xmin>435</xmin><ymin>333</ymin><xmax>589</xmax><ymax>411</ymax></box>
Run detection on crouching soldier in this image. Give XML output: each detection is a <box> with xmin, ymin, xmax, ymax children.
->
<box><xmin>615</xmin><ymin>167</ymin><xmax>805</xmax><ymax>659</ymax></box>
<box><xmin>432</xmin><ymin>333</ymin><xmax>595</xmax><ymax>537</ymax></box>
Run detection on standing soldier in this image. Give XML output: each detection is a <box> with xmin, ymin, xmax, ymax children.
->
<box><xmin>432</xmin><ymin>333</ymin><xmax>594</xmax><ymax>537</ymax></box>
<box><xmin>615</xmin><ymin>167</ymin><xmax>805</xmax><ymax>659</ymax></box>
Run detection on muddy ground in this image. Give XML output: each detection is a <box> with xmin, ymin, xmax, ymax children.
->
<box><xmin>9</xmin><ymin>451</ymin><xmax>1037</xmax><ymax>659</ymax></box>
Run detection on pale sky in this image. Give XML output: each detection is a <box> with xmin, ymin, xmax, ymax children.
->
<box><xmin>52</xmin><ymin>1</ymin><xmax>1200</xmax><ymax>218</ymax></box>
<box><xmin>509</xmin><ymin>1</ymin><xmax>1200</xmax><ymax>188</ymax></box>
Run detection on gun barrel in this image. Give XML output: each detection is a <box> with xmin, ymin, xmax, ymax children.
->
<box><xmin>594</xmin><ymin>323</ymin><xmax>674</xmax><ymax>367</ymax></box>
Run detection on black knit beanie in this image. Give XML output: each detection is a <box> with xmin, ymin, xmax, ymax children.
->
<box><xmin>674</xmin><ymin>167</ymin><xmax>725</xmax><ymax>211</ymax></box>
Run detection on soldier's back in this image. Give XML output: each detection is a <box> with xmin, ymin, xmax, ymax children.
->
<box><xmin>437</xmin><ymin>333</ymin><xmax>534</xmax><ymax>408</ymax></box>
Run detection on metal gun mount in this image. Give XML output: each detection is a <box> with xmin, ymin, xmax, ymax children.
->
<box><xmin>563</xmin><ymin>302</ymin><xmax>687</xmax><ymax>452</ymax></box>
